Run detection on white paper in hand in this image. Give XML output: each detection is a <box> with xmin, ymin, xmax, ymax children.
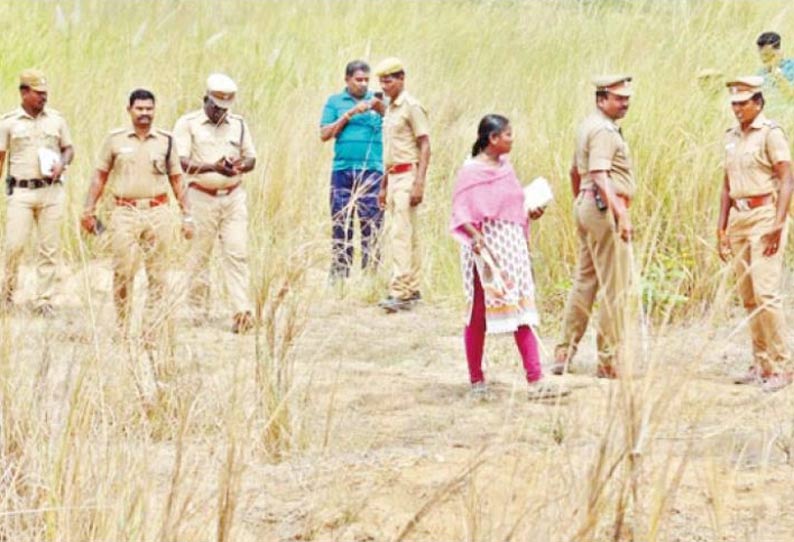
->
<box><xmin>523</xmin><ymin>176</ymin><xmax>554</xmax><ymax>213</ymax></box>
<box><xmin>38</xmin><ymin>148</ymin><xmax>61</xmax><ymax>178</ymax></box>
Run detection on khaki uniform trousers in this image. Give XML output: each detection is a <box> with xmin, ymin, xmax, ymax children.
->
<box><xmin>386</xmin><ymin>170</ymin><xmax>420</xmax><ymax>300</ymax></box>
<box><xmin>2</xmin><ymin>183</ymin><xmax>64</xmax><ymax>306</ymax></box>
<box><xmin>557</xmin><ymin>195</ymin><xmax>631</xmax><ymax>366</ymax></box>
<box><xmin>729</xmin><ymin>205</ymin><xmax>790</xmax><ymax>374</ymax></box>
<box><xmin>185</xmin><ymin>187</ymin><xmax>252</xmax><ymax>315</ymax></box>
<box><xmin>110</xmin><ymin>205</ymin><xmax>174</xmax><ymax>336</ymax></box>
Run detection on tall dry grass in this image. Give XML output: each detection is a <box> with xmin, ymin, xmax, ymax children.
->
<box><xmin>0</xmin><ymin>0</ymin><xmax>792</xmax><ymax>540</ymax></box>
<box><xmin>0</xmin><ymin>0</ymin><xmax>790</xmax><ymax>319</ymax></box>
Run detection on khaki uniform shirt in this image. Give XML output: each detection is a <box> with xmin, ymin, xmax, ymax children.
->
<box><xmin>0</xmin><ymin>107</ymin><xmax>72</xmax><ymax>179</ymax></box>
<box><xmin>173</xmin><ymin>110</ymin><xmax>256</xmax><ymax>189</ymax></box>
<box><xmin>576</xmin><ymin>110</ymin><xmax>635</xmax><ymax>198</ymax></box>
<box><xmin>383</xmin><ymin>91</ymin><xmax>430</xmax><ymax>168</ymax></box>
<box><xmin>97</xmin><ymin>127</ymin><xmax>182</xmax><ymax>199</ymax></box>
<box><xmin>724</xmin><ymin>113</ymin><xmax>791</xmax><ymax>199</ymax></box>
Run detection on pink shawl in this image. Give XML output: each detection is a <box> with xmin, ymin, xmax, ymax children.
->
<box><xmin>449</xmin><ymin>157</ymin><xmax>527</xmax><ymax>244</ymax></box>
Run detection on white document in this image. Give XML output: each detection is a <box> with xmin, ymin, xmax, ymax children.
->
<box><xmin>523</xmin><ymin>176</ymin><xmax>553</xmax><ymax>213</ymax></box>
<box><xmin>38</xmin><ymin>148</ymin><xmax>61</xmax><ymax>178</ymax></box>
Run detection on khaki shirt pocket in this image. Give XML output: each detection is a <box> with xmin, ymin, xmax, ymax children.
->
<box><xmin>42</xmin><ymin>127</ymin><xmax>61</xmax><ymax>149</ymax></box>
<box><xmin>151</xmin><ymin>152</ymin><xmax>168</xmax><ymax>175</ymax></box>
<box><xmin>227</xmin><ymin>139</ymin><xmax>242</xmax><ymax>159</ymax></box>
<box><xmin>114</xmin><ymin>149</ymin><xmax>137</xmax><ymax>175</ymax></box>
<box><xmin>10</xmin><ymin>129</ymin><xmax>32</xmax><ymax>153</ymax></box>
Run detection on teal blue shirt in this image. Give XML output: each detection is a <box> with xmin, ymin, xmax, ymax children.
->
<box><xmin>759</xmin><ymin>59</ymin><xmax>794</xmax><ymax>118</ymax></box>
<box><xmin>320</xmin><ymin>89</ymin><xmax>383</xmax><ymax>172</ymax></box>
<box><xmin>759</xmin><ymin>58</ymin><xmax>794</xmax><ymax>84</ymax></box>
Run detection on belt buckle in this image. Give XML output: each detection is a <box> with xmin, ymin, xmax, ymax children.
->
<box><xmin>216</xmin><ymin>188</ymin><xmax>230</xmax><ymax>196</ymax></box>
<box><xmin>140</xmin><ymin>199</ymin><xmax>152</xmax><ymax>209</ymax></box>
<box><xmin>736</xmin><ymin>199</ymin><xmax>750</xmax><ymax>212</ymax></box>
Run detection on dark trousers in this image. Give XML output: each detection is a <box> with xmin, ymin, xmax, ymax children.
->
<box><xmin>330</xmin><ymin>169</ymin><xmax>383</xmax><ymax>277</ymax></box>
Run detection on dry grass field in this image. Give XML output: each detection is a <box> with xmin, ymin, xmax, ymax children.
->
<box><xmin>2</xmin><ymin>0</ymin><xmax>794</xmax><ymax>540</ymax></box>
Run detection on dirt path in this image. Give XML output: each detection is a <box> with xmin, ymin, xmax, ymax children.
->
<box><xmin>5</xmin><ymin>263</ymin><xmax>794</xmax><ymax>541</ymax></box>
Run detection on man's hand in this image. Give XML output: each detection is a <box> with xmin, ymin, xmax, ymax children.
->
<box><xmin>81</xmin><ymin>213</ymin><xmax>97</xmax><ymax>235</ymax></box>
<box><xmin>229</xmin><ymin>157</ymin><xmax>245</xmax><ymax>175</ymax></box>
<box><xmin>49</xmin><ymin>162</ymin><xmax>65</xmax><ymax>181</ymax></box>
<box><xmin>409</xmin><ymin>182</ymin><xmax>424</xmax><ymax>207</ymax></box>
<box><xmin>616</xmin><ymin>212</ymin><xmax>632</xmax><ymax>243</ymax></box>
<box><xmin>717</xmin><ymin>230</ymin><xmax>732</xmax><ymax>262</ymax></box>
<box><xmin>214</xmin><ymin>157</ymin><xmax>237</xmax><ymax>177</ymax></box>
<box><xmin>378</xmin><ymin>185</ymin><xmax>388</xmax><ymax>210</ymax></box>
<box><xmin>370</xmin><ymin>98</ymin><xmax>385</xmax><ymax>115</ymax></box>
<box><xmin>349</xmin><ymin>101</ymin><xmax>370</xmax><ymax>117</ymax></box>
<box><xmin>528</xmin><ymin>207</ymin><xmax>545</xmax><ymax>221</ymax></box>
<box><xmin>762</xmin><ymin>224</ymin><xmax>784</xmax><ymax>257</ymax></box>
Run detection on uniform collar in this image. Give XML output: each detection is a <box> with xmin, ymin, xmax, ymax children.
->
<box><xmin>730</xmin><ymin>113</ymin><xmax>768</xmax><ymax>137</ymax></box>
<box><xmin>595</xmin><ymin>107</ymin><xmax>619</xmax><ymax>128</ymax></box>
<box><xmin>16</xmin><ymin>106</ymin><xmax>48</xmax><ymax>120</ymax></box>
<box><xmin>392</xmin><ymin>91</ymin><xmax>407</xmax><ymax>107</ymax></box>
<box><xmin>201</xmin><ymin>109</ymin><xmax>229</xmax><ymax>125</ymax></box>
<box><xmin>125</xmin><ymin>128</ymin><xmax>157</xmax><ymax>140</ymax></box>
<box><xmin>749</xmin><ymin>112</ymin><xmax>768</xmax><ymax>130</ymax></box>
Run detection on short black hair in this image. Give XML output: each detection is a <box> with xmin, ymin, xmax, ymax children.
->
<box><xmin>757</xmin><ymin>32</ymin><xmax>781</xmax><ymax>49</ymax></box>
<box><xmin>128</xmin><ymin>88</ymin><xmax>155</xmax><ymax>107</ymax></box>
<box><xmin>751</xmin><ymin>92</ymin><xmax>765</xmax><ymax>109</ymax></box>
<box><xmin>345</xmin><ymin>60</ymin><xmax>370</xmax><ymax>78</ymax></box>
<box><xmin>595</xmin><ymin>90</ymin><xmax>608</xmax><ymax>101</ymax></box>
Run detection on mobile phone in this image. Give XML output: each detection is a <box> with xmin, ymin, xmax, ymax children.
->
<box><xmin>594</xmin><ymin>191</ymin><xmax>608</xmax><ymax>212</ymax></box>
<box><xmin>374</xmin><ymin>91</ymin><xmax>384</xmax><ymax>100</ymax></box>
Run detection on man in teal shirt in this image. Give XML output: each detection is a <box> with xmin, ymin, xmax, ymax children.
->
<box><xmin>757</xmin><ymin>32</ymin><xmax>794</xmax><ymax>105</ymax></box>
<box><xmin>320</xmin><ymin>60</ymin><xmax>385</xmax><ymax>281</ymax></box>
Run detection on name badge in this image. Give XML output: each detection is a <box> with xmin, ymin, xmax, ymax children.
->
<box><xmin>119</xmin><ymin>146</ymin><xmax>134</xmax><ymax>154</ymax></box>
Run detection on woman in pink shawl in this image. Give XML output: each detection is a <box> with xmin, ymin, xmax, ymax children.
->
<box><xmin>450</xmin><ymin>115</ymin><xmax>568</xmax><ymax>399</ymax></box>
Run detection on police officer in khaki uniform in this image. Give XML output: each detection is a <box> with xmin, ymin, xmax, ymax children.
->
<box><xmin>81</xmin><ymin>88</ymin><xmax>193</xmax><ymax>340</ymax></box>
<box><xmin>374</xmin><ymin>57</ymin><xmax>431</xmax><ymax>313</ymax></box>
<box><xmin>173</xmin><ymin>74</ymin><xmax>256</xmax><ymax>334</ymax></box>
<box><xmin>552</xmin><ymin>75</ymin><xmax>635</xmax><ymax>379</ymax></box>
<box><xmin>0</xmin><ymin>69</ymin><xmax>74</xmax><ymax>316</ymax></box>
<box><xmin>718</xmin><ymin>76</ymin><xmax>794</xmax><ymax>393</ymax></box>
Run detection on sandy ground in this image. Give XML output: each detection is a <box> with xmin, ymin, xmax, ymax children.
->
<box><xmin>4</xmin><ymin>261</ymin><xmax>794</xmax><ymax>541</ymax></box>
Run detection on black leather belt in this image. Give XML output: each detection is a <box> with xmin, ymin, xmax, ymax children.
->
<box><xmin>10</xmin><ymin>177</ymin><xmax>61</xmax><ymax>189</ymax></box>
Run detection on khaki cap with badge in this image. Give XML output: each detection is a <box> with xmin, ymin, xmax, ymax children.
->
<box><xmin>20</xmin><ymin>69</ymin><xmax>48</xmax><ymax>92</ymax></box>
<box><xmin>725</xmin><ymin>76</ymin><xmax>764</xmax><ymax>102</ymax></box>
<box><xmin>374</xmin><ymin>57</ymin><xmax>405</xmax><ymax>77</ymax></box>
<box><xmin>206</xmin><ymin>73</ymin><xmax>237</xmax><ymax>109</ymax></box>
<box><xmin>593</xmin><ymin>75</ymin><xmax>633</xmax><ymax>97</ymax></box>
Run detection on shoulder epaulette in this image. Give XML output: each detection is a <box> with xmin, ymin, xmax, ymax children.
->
<box><xmin>592</xmin><ymin>122</ymin><xmax>618</xmax><ymax>135</ymax></box>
